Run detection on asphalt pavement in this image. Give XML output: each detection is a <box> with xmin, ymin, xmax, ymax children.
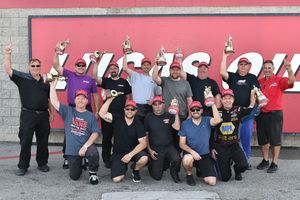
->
<box><xmin>0</xmin><ymin>142</ymin><xmax>299</xmax><ymax>200</ymax></box>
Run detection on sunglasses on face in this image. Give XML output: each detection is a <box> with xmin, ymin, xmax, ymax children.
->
<box><xmin>190</xmin><ymin>108</ymin><xmax>201</xmax><ymax>112</ymax></box>
<box><xmin>30</xmin><ymin>64</ymin><xmax>41</xmax><ymax>68</ymax></box>
<box><xmin>76</xmin><ymin>64</ymin><xmax>86</xmax><ymax>68</ymax></box>
<box><xmin>125</xmin><ymin>108</ymin><xmax>136</xmax><ymax>111</ymax></box>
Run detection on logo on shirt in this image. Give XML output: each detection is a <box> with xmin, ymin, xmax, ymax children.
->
<box><xmin>83</xmin><ymin>80</ymin><xmax>90</xmax><ymax>84</ymax></box>
<box><xmin>71</xmin><ymin>117</ymin><xmax>87</xmax><ymax>136</ymax></box>
<box><xmin>220</xmin><ymin>122</ymin><xmax>235</xmax><ymax>135</ymax></box>
<box><xmin>118</xmin><ymin>84</ymin><xmax>124</xmax><ymax>87</ymax></box>
<box><xmin>270</xmin><ymin>82</ymin><xmax>278</xmax><ymax>88</ymax></box>
<box><xmin>163</xmin><ymin>119</ymin><xmax>170</xmax><ymax>124</ymax></box>
<box><xmin>236</xmin><ymin>80</ymin><xmax>247</xmax><ymax>86</ymax></box>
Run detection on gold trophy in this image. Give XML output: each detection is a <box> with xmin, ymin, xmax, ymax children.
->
<box><xmin>174</xmin><ymin>48</ymin><xmax>183</xmax><ymax>63</ymax></box>
<box><xmin>101</xmin><ymin>89</ymin><xmax>124</xmax><ymax>101</ymax></box>
<box><xmin>225</xmin><ymin>35</ymin><xmax>234</xmax><ymax>54</ymax></box>
<box><xmin>43</xmin><ymin>73</ymin><xmax>67</xmax><ymax>84</ymax></box>
<box><xmin>122</xmin><ymin>35</ymin><xmax>133</xmax><ymax>54</ymax></box>
<box><xmin>204</xmin><ymin>86</ymin><xmax>215</xmax><ymax>107</ymax></box>
<box><xmin>156</xmin><ymin>47</ymin><xmax>167</xmax><ymax>66</ymax></box>
<box><xmin>55</xmin><ymin>39</ymin><xmax>70</xmax><ymax>55</ymax></box>
<box><xmin>168</xmin><ymin>97</ymin><xmax>179</xmax><ymax>115</ymax></box>
<box><xmin>90</xmin><ymin>51</ymin><xmax>104</xmax><ymax>63</ymax></box>
<box><xmin>253</xmin><ymin>85</ymin><xmax>268</xmax><ymax>108</ymax></box>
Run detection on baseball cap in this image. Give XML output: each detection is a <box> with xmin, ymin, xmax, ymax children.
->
<box><xmin>170</xmin><ymin>61</ymin><xmax>181</xmax><ymax>69</ymax></box>
<box><xmin>108</xmin><ymin>61</ymin><xmax>119</xmax><ymax>68</ymax></box>
<box><xmin>141</xmin><ymin>57</ymin><xmax>151</xmax><ymax>65</ymax></box>
<box><xmin>190</xmin><ymin>101</ymin><xmax>202</xmax><ymax>109</ymax></box>
<box><xmin>75</xmin><ymin>58</ymin><xmax>86</xmax><ymax>66</ymax></box>
<box><xmin>75</xmin><ymin>90</ymin><xmax>88</xmax><ymax>98</ymax></box>
<box><xmin>198</xmin><ymin>61</ymin><xmax>209</xmax><ymax>68</ymax></box>
<box><xmin>238</xmin><ymin>57</ymin><xmax>250</xmax><ymax>64</ymax></box>
<box><xmin>125</xmin><ymin>100</ymin><xmax>137</xmax><ymax>108</ymax></box>
<box><xmin>151</xmin><ymin>96</ymin><xmax>164</xmax><ymax>104</ymax></box>
<box><xmin>221</xmin><ymin>89</ymin><xmax>234</xmax><ymax>97</ymax></box>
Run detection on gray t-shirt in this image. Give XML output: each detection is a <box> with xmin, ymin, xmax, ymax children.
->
<box><xmin>161</xmin><ymin>77</ymin><xmax>193</xmax><ymax>118</ymax></box>
<box><xmin>58</xmin><ymin>104</ymin><xmax>101</xmax><ymax>156</ymax></box>
<box><xmin>129</xmin><ymin>71</ymin><xmax>157</xmax><ymax>104</ymax></box>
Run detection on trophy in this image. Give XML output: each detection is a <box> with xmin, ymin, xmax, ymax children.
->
<box><xmin>55</xmin><ymin>39</ymin><xmax>70</xmax><ymax>55</ymax></box>
<box><xmin>174</xmin><ymin>48</ymin><xmax>183</xmax><ymax>63</ymax></box>
<box><xmin>90</xmin><ymin>51</ymin><xmax>104</xmax><ymax>63</ymax></box>
<box><xmin>224</xmin><ymin>35</ymin><xmax>234</xmax><ymax>54</ymax></box>
<box><xmin>253</xmin><ymin>85</ymin><xmax>268</xmax><ymax>108</ymax></box>
<box><xmin>156</xmin><ymin>47</ymin><xmax>167</xmax><ymax>66</ymax></box>
<box><xmin>168</xmin><ymin>97</ymin><xmax>179</xmax><ymax>115</ymax></box>
<box><xmin>43</xmin><ymin>73</ymin><xmax>67</xmax><ymax>84</ymax></box>
<box><xmin>101</xmin><ymin>89</ymin><xmax>124</xmax><ymax>101</ymax></box>
<box><xmin>122</xmin><ymin>35</ymin><xmax>133</xmax><ymax>54</ymax></box>
<box><xmin>204</xmin><ymin>86</ymin><xmax>215</xmax><ymax>107</ymax></box>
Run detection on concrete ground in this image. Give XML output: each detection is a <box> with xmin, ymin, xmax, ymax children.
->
<box><xmin>0</xmin><ymin>142</ymin><xmax>299</xmax><ymax>200</ymax></box>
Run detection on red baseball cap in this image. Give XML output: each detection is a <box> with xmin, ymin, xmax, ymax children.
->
<box><xmin>151</xmin><ymin>96</ymin><xmax>164</xmax><ymax>104</ymax></box>
<box><xmin>238</xmin><ymin>57</ymin><xmax>250</xmax><ymax>64</ymax></box>
<box><xmin>75</xmin><ymin>90</ymin><xmax>88</xmax><ymax>98</ymax></box>
<box><xmin>75</xmin><ymin>58</ymin><xmax>86</xmax><ymax>66</ymax></box>
<box><xmin>125</xmin><ymin>100</ymin><xmax>137</xmax><ymax>108</ymax></box>
<box><xmin>141</xmin><ymin>57</ymin><xmax>151</xmax><ymax>65</ymax></box>
<box><xmin>221</xmin><ymin>89</ymin><xmax>234</xmax><ymax>97</ymax></box>
<box><xmin>190</xmin><ymin>101</ymin><xmax>202</xmax><ymax>109</ymax></box>
<box><xmin>198</xmin><ymin>61</ymin><xmax>209</xmax><ymax>68</ymax></box>
<box><xmin>170</xmin><ymin>61</ymin><xmax>181</xmax><ymax>69</ymax></box>
<box><xmin>108</xmin><ymin>61</ymin><xmax>119</xmax><ymax>68</ymax></box>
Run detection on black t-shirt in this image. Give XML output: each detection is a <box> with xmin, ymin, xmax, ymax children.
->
<box><xmin>144</xmin><ymin>112</ymin><xmax>175</xmax><ymax>153</ymax></box>
<box><xmin>111</xmin><ymin>113</ymin><xmax>145</xmax><ymax>154</ymax></box>
<box><xmin>10</xmin><ymin>70</ymin><xmax>50</xmax><ymax>110</ymax></box>
<box><xmin>224</xmin><ymin>72</ymin><xmax>259</xmax><ymax>107</ymax></box>
<box><xmin>213</xmin><ymin>106</ymin><xmax>253</xmax><ymax>146</ymax></box>
<box><xmin>187</xmin><ymin>73</ymin><xmax>220</xmax><ymax>116</ymax></box>
<box><xmin>99</xmin><ymin>77</ymin><xmax>131</xmax><ymax>113</ymax></box>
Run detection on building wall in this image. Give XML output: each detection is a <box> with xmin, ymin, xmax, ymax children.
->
<box><xmin>0</xmin><ymin>6</ymin><xmax>300</xmax><ymax>145</ymax></box>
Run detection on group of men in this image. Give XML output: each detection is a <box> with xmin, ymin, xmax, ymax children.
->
<box><xmin>3</xmin><ymin>40</ymin><xmax>295</xmax><ymax>185</ymax></box>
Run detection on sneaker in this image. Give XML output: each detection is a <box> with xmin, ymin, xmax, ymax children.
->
<box><xmin>267</xmin><ymin>162</ymin><xmax>278</xmax><ymax>173</ymax></box>
<box><xmin>170</xmin><ymin>171</ymin><xmax>182</xmax><ymax>183</ymax></box>
<box><xmin>186</xmin><ymin>174</ymin><xmax>196</xmax><ymax>186</ymax></box>
<box><xmin>235</xmin><ymin>172</ymin><xmax>242</xmax><ymax>181</ymax></box>
<box><xmin>132</xmin><ymin>170</ymin><xmax>141</xmax><ymax>183</ymax></box>
<box><xmin>15</xmin><ymin>168</ymin><xmax>27</xmax><ymax>176</ymax></box>
<box><xmin>89</xmin><ymin>174</ymin><xmax>99</xmax><ymax>185</ymax></box>
<box><xmin>37</xmin><ymin>165</ymin><xmax>50</xmax><ymax>172</ymax></box>
<box><xmin>62</xmin><ymin>159</ymin><xmax>69</xmax><ymax>169</ymax></box>
<box><xmin>256</xmin><ymin>159</ymin><xmax>269</xmax><ymax>170</ymax></box>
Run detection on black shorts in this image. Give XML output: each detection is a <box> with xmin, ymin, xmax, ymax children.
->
<box><xmin>256</xmin><ymin>111</ymin><xmax>283</xmax><ymax>146</ymax></box>
<box><xmin>110</xmin><ymin>150</ymin><xmax>147</xmax><ymax>179</ymax></box>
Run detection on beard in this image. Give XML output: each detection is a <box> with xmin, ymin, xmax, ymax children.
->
<box><xmin>110</xmin><ymin>72</ymin><xmax>118</xmax><ymax>78</ymax></box>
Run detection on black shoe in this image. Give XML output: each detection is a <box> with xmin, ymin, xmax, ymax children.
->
<box><xmin>235</xmin><ymin>172</ymin><xmax>242</xmax><ymax>181</ymax></box>
<box><xmin>104</xmin><ymin>161</ymin><xmax>111</xmax><ymax>169</ymax></box>
<box><xmin>186</xmin><ymin>175</ymin><xmax>196</xmax><ymax>186</ymax></box>
<box><xmin>132</xmin><ymin>170</ymin><xmax>141</xmax><ymax>183</ymax></box>
<box><xmin>37</xmin><ymin>165</ymin><xmax>50</xmax><ymax>172</ymax></box>
<box><xmin>170</xmin><ymin>171</ymin><xmax>182</xmax><ymax>183</ymax></box>
<box><xmin>267</xmin><ymin>162</ymin><xmax>278</xmax><ymax>173</ymax></box>
<box><xmin>196</xmin><ymin>168</ymin><xmax>202</xmax><ymax>177</ymax></box>
<box><xmin>15</xmin><ymin>168</ymin><xmax>27</xmax><ymax>176</ymax></box>
<box><xmin>62</xmin><ymin>159</ymin><xmax>69</xmax><ymax>169</ymax></box>
<box><xmin>257</xmin><ymin>159</ymin><xmax>269</xmax><ymax>170</ymax></box>
<box><xmin>89</xmin><ymin>174</ymin><xmax>99</xmax><ymax>185</ymax></box>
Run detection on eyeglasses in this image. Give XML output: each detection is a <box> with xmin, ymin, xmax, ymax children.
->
<box><xmin>30</xmin><ymin>64</ymin><xmax>41</xmax><ymax>68</ymax></box>
<box><xmin>125</xmin><ymin>108</ymin><xmax>136</xmax><ymax>111</ymax></box>
<box><xmin>76</xmin><ymin>64</ymin><xmax>86</xmax><ymax>68</ymax></box>
<box><xmin>190</xmin><ymin>108</ymin><xmax>201</xmax><ymax>112</ymax></box>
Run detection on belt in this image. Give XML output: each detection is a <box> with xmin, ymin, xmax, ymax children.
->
<box><xmin>22</xmin><ymin>107</ymin><xmax>48</xmax><ymax>114</ymax></box>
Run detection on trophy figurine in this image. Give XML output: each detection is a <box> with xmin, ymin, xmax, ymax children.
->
<box><xmin>174</xmin><ymin>48</ymin><xmax>183</xmax><ymax>63</ymax></box>
<box><xmin>101</xmin><ymin>89</ymin><xmax>124</xmax><ymax>101</ymax></box>
<box><xmin>168</xmin><ymin>97</ymin><xmax>179</xmax><ymax>115</ymax></box>
<box><xmin>55</xmin><ymin>39</ymin><xmax>70</xmax><ymax>55</ymax></box>
<box><xmin>156</xmin><ymin>47</ymin><xmax>167</xmax><ymax>66</ymax></box>
<box><xmin>224</xmin><ymin>35</ymin><xmax>234</xmax><ymax>54</ymax></box>
<box><xmin>253</xmin><ymin>85</ymin><xmax>268</xmax><ymax>108</ymax></box>
<box><xmin>204</xmin><ymin>86</ymin><xmax>215</xmax><ymax>107</ymax></box>
<box><xmin>122</xmin><ymin>35</ymin><xmax>133</xmax><ymax>54</ymax></box>
<box><xmin>90</xmin><ymin>50</ymin><xmax>104</xmax><ymax>63</ymax></box>
<box><xmin>43</xmin><ymin>73</ymin><xmax>67</xmax><ymax>84</ymax></box>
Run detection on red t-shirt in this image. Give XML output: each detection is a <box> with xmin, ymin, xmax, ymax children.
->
<box><xmin>259</xmin><ymin>75</ymin><xmax>293</xmax><ymax>112</ymax></box>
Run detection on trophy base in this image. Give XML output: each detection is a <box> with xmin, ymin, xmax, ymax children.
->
<box><xmin>204</xmin><ymin>98</ymin><xmax>215</xmax><ymax>107</ymax></box>
<box><xmin>156</xmin><ymin>61</ymin><xmax>167</xmax><ymax>67</ymax></box>
<box><xmin>258</xmin><ymin>100</ymin><xmax>268</xmax><ymax>108</ymax></box>
<box><xmin>123</xmin><ymin>48</ymin><xmax>133</xmax><ymax>55</ymax></box>
<box><xmin>55</xmin><ymin>49</ymin><xmax>65</xmax><ymax>55</ymax></box>
<box><xmin>168</xmin><ymin>106</ymin><xmax>178</xmax><ymax>115</ymax></box>
<box><xmin>90</xmin><ymin>55</ymin><xmax>100</xmax><ymax>63</ymax></box>
<box><xmin>224</xmin><ymin>49</ymin><xmax>234</xmax><ymax>54</ymax></box>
